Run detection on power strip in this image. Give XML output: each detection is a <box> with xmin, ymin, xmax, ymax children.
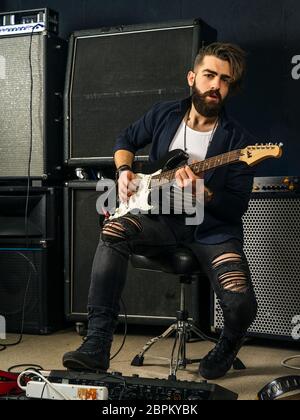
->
<box><xmin>26</xmin><ymin>381</ymin><xmax>108</xmax><ymax>400</ymax></box>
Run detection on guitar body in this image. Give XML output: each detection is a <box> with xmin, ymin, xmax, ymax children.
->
<box><xmin>109</xmin><ymin>150</ymin><xmax>188</xmax><ymax>220</ymax></box>
<box><xmin>137</xmin><ymin>149</ymin><xmax>189</xmax><ymax>174</ymax></box>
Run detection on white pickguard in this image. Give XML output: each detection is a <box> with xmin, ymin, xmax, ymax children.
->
<box><xmin>109</xmin><ymin>169</ymin><xmax>162</xmax><ymax>220</ymax></box>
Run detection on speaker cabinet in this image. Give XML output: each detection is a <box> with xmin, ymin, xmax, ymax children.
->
<box><xmin>0</xmin><ymin>186</ymin><xmax>60</xmax><ymax>243</ymax></box>
<box><xmin>64</xmin><ymin>181</ymin><xmax>201</xmax><ymax>326</ymax></box>
<box><xmin>212</xmin><ymin>193</ymin><xmax>300</xmax><ymax>341</ymax></box>
<box><xmin>0</xmin><ymin>32</ymin><xmax>67</xmax><ymax>179</ymax></box>
<box><xmin>0</xmin><ymin>246</ymin><xmax>63</xmax><ymax>334</ymax></box>
<box><xmin>64</xmin><ymin>19</ymin><xmax>217</xmax><ymax>165</ymax></box>
<box><xmin>0</xmin><ymin>187</ymin><xmax>64</xmax><ymax>334</ymax></box>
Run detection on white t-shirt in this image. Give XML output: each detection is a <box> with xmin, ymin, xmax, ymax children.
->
<box><xmin>169</xmin><ymin>120</ymin><xmax>212</xmax><ymax>164</ymax></box>
<box><xmin>167</xmin><ymin>120</ymin><xmax>213</xmax><ymax>214</ymax></box>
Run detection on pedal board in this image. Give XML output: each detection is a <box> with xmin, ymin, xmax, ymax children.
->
<box><xmin>48</xmin><ymin>370</ymin><xmax>238</xmax><ymax>400</ymax></box>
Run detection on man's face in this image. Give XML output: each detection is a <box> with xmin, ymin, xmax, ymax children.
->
<box><xmin>187</xmin><ymin>55</ymin><xmax>232</xmax><ymax>117</ymax></box>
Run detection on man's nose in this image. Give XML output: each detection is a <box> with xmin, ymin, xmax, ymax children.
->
<box><xmin>211</xmin><ymin>77</ymin><xmax>221</xmax><ymax>90</ymax></box>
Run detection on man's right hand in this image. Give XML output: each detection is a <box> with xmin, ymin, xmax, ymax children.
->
<box><xmin>118</xmin><ymin>170</ymin><xmax>139</xmax><ymax>203</ymax></box>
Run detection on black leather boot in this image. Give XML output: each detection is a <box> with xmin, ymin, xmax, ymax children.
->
<box><xmin>63</xmin><ymin>306</ymin><xmax>118</xmax><ymax>371</ymax></box>
<box><xmin>62</xmin><ymin>336</ymin><xmax>111</xmax><ymax>371</ymax></box>
<box><xmin>199</xmin><ymin>333</ymin><xmax>245</xmax><ymax>380</ymax></box>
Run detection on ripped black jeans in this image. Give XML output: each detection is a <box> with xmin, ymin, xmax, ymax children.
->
<box><xmin>88</xmin><ymin>214</ymin><xmax>257</xmax><ymax>344</ymax></box>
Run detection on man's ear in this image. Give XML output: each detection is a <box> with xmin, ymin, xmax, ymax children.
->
<box><xmin>187</xmin><ymin>70</ymin><xmax>195</xmax><ymax>87</ymax></box>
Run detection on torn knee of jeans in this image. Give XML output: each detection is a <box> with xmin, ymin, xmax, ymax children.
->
<box><xmin>102</xmin><ymin>221</ymin><xmax>126</xmax><ymax>240</ymax></box>
<box><xmin>121</xmin><ymin>215</ymin><xmax>143</xmax><ymax>231</ymax></box>
<box><xmin>218</xmin><ymin>271</ymin><xmax>248</xmax><ymax>293</ymax></box>
<box><xmin>101</xmin><ymin>215</ymin><xmax>143</xmax><ymax>243</ymax></box>
<box><xmin>212</xmin><ymin>253</ymin><xmax>242</xmax><ymax>270</ymax></box>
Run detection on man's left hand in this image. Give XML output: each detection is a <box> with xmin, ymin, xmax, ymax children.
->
<box><xmin>175</xmin><ymin>164</ymin><xmax>213</xmax><ymax>203</ymax></box>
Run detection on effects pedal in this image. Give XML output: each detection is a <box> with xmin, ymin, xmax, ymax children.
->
<box><xmin>26</xmin><ymin>381</ymin><xmax>108</xmax><ymax>400</ymax></box>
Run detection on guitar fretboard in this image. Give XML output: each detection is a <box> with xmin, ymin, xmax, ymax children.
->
<box><xmin>151</xmin><ymin>149</ymin><xmax>242</xmax><ymax>187</ymax></box>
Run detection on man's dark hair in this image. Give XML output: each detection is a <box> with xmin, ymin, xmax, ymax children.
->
<box><xmin>194</xmin><ymin>42</ymin><xmax>247</xmax><ymax>95</ymax></box>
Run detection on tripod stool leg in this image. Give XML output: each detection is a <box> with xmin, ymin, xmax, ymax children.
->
<box><xmin>131</xmin><ymin>323</ymin><xmax>177</xmax><ymax>367</ymax></box>
<box><xmin>169</xmin><ymin>320</ymin><xmax>191</xmax><ymax>379</ymax></box>
<box><xmin>177</xmin><ymin>322</ymin><xmax>211</xmax><ymax>366</ymax></box>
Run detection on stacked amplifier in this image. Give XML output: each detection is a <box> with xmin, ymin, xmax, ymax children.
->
<box><xmin>0</xmin><ymin>9</ymin><xmax>67</xmax><ymax>333</ymax></box>
<box><xmin>63</xmin><ymin>19</ymin><xmax>217</xmax><ymax>328</ymax></box>
<box><xmin>212</xmin><ymin>176</ymin><xmax>300</xmax><ymax>341</ymax></box>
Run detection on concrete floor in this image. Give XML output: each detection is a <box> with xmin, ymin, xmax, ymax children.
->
<box><xmin>1</xmin><ymin>328</ymin><xmax>300</xmax><ymax>400</ymax></box>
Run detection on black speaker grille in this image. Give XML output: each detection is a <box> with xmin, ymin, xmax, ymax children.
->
<box><xmin>68</xmin><ymin>184</ymin><xmax>193</xmax><ymax>325</ymax></box>
<box><xmin>71</xmin><ymin>188</ymin><xmax>102</xmax><ymax>313</ymax></box>
<box><xmin>68</xmin><ymin>26</ymin><xmax>196</xmax><ymax>160</ymax></box>
<box><xmin>213</xmin><ymin>195</ymin><xmax>300</xmax><ymax>340</ymax></box>
<box><xmin>0</xmin><ymin>249</ymin><xmax>42</xmax><ymax>332</ymax></box>
<box><xmin>0</xmin><ymin>34</ymin><xmax>45</xmax><ymax>177</ymax></box>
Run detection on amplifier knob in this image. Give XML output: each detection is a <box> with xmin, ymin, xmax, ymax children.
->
<box><xmin>289</xmin><ymin>184</ymin><xmax>295</xmax><ymax>191</ymax></box>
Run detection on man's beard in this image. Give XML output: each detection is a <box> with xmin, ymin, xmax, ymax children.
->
<box><xmin>191</xmin><ymin>84</ymin><xmax>224</xmax><ymax>117</ymax></box>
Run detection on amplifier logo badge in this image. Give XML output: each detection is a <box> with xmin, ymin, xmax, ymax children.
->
<box><xmin>0</xmin><ymin>23</ymin><xmax>45</xmax><ymax>36</ymax></box>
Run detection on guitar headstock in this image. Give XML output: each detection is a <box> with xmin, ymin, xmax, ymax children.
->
<box><xmin>239</xmin><ymin>143</ymin><xmax>283</xmax><ymax>166</ymax></box>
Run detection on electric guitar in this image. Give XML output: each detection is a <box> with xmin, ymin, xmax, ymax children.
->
<box><xmin>109</xmin><ymin>143</ymin><xmax>283</xmax><ymax>220</ymax></box>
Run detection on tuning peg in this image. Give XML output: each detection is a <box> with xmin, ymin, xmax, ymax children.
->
<box><xmin>279</xmin><ymin>142</ymin><xmax>283</xmax><ymax>147</ymax></box>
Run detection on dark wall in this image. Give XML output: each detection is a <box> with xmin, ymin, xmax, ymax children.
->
<box><xmin>1</xmin><ymin>0</ymin><xmax>299</xmax><ymax>175</ymax></box>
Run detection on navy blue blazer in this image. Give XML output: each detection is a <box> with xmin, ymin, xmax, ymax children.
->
<box><xmin>114</xmin><ymin>97</ymin><xmax>257</xmax><ymax>244</ymax></box>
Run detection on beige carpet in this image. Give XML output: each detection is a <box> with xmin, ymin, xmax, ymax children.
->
<box><xmin>1</xmin><ymin>329</ymin><xmax>300</xmax><ymax>400</ymax></box>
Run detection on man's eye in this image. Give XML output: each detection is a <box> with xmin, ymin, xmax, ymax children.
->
<box><xmin>222</xmin><ymin>78</ymin><xmax>232</xmax><ymax>85</ymax></box>
<box><xmin>205</xmin><ymin>74</ymin><xmax>214</xmax><ymax>78</ymax></box>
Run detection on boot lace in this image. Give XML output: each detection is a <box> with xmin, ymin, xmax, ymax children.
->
<box><xmin>206</xmin><ymin>336</ymin><xmax>235</xmax><ymax>363</ymax></box>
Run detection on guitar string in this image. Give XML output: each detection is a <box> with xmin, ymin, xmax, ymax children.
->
<box><xmin>151</xmin><ymin>143</ymin><xmax>279</xmax><ymax>186</ymax></box>
<box><xmin>151</xmin><ymin>110</ymin><xmax>219</xmax><ymax>211</ymax></box>
<box><xmin>151</xmin><ymin>149</ymin><xmax>242</xmax><ymax>187</ymax></box>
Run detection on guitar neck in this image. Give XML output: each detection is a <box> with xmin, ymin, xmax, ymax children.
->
<box><xmin>151</xmin><ymin>149</ymin><xmax>242</xmax><ymax>187</ymax></box>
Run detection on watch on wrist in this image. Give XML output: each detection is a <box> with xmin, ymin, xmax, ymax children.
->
<box><xmin>116</xmin><ymin>164</ymin><xmax>132</xmax><ymax>179</ymax></box>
